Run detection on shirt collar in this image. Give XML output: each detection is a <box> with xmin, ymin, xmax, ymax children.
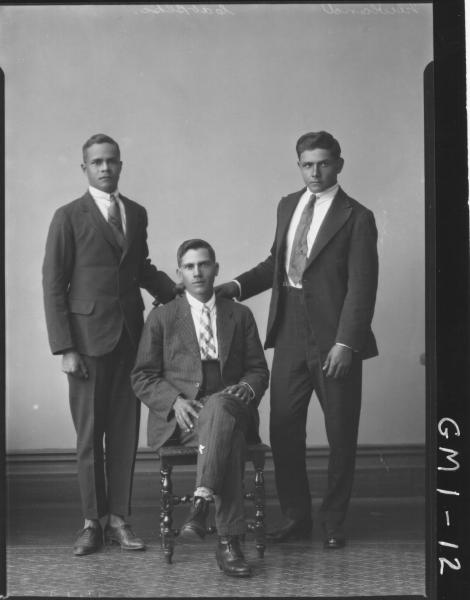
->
<box><xmin>88</xmin><ymin>185</ymin><xmax>120</xmax><ymax>203</ymax></box>
<box><xmin>304</xmin><ymin>183</ymin><xmax>339</xmax><ymax>204</ymax></box>
<box><xmin>185</xmin><ymin>290</ymin><xmax>216</xmax><ymax>311</ymax></box>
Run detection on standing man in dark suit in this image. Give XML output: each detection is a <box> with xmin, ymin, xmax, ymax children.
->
<box><xmin>42</xmin><ymin>133</ymin><xmax>176</xmax><ymax>556</ymax></box>
<box><xmin>131</xmin><ymin>239</ymin><xmax>269</xmax><ymax>577</ymax></box>
<box><xmin>216</xmin><ymin>131</ymin><xmax>379</xmax><ymax>548</ymax></box>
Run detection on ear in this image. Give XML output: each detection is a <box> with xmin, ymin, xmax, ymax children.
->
<box><xmin>176</xmin><ymin>267</ymin><xmax>183</xmax><ymax>282</ymax></box>
<box><xmin>214</xmin><ymin>262</ymin><xmax>220</xmax><ymax>277</ymax></box>
<box><xmin>81</xmin><ymin>162</ymin><xmax>87</xmax><ymax>173</ymax></box>
<box><xmin>336</xmin><ymin>157</ymin><xmax>344</xmax><ymax>173</ymax></box>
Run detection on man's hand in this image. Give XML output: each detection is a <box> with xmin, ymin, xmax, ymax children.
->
<box><xmin>322</xmin><ymin>345</ymin><xmax>353</xmax><ymax>379</ymax></box>
<box><xmin>174</xmin><ymin>282</ymin><xmax>185</xmax><ymax>296</ymax></box>
<box><xmin>214</xmin><ymin>281</ymin><xmax>239</xmax><ymax>299</ymax></box>
<box><xmin>223</xmin><ymin>383</ymin><xmax>253</xmax><ymax>405</ymax></box>
<box><xmin>62</xmin><ymin>351</ymin><xmax>89</xmax><ymax>379</ymax></box>
<box><xmin>174</xmin><ymin>396</ymin><xmax>203</xmax><ymax>432</ymax></box>
<box><xmin>153</xmin><ymin>283</ymin><xmax>186</xmax><ymax>307</ymax></box>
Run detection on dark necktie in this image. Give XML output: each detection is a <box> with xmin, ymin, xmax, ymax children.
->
<box><xmin>287</xmin><ymin>193</ymin><xmax>317</xmax><ymax>285</ymax></box>
<box><xmin>108</xmin><ymin>194</ymin><xmax>125</xmax><ymax>249</ymax></box>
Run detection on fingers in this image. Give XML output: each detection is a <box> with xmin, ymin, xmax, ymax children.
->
<box><xmin>62</xmin><ymin>362</ymin><xmax>88</xmax><ymax>379</ymax></box>
<box><xmin>78</xmin><ymin>358</ymin><xmax>89</xmax><ymax>379</ymax></box>
<box><xmin>175</xmin><ymin>400</ymin><xmax>201</xmax><ymax>432</ymax></box>
<box><xmin>214</xmin><ymin>285</ymin><xmax>227</xmax><ymax>298</ymax></box>
<box><xmin>323</xmin><ymin>346</ymin><xmax>353</xmax><ymax>379</ymax></box>
<box><xmin>322</xmin><ymin>354</ymin><xmax>333</xmax><ymax>377</ymax></box>
<box><xmin>186</xmin><ymin>405</ymin><xmax>200</xmax><ymax>420</ymax></box>
<box><xmin>324</xmin><ymin>360</ymin><xmax>351</xmax><ymax>380</ymax></box>
<box><xmin>224</xmin><ymin>385</ymin><xmax>250</xmax><ymax>403</ymax></box>
<box><xmin>335</xmin><ymin>365</ymin><xmax>343</xmax><ymax>379</ymax></box>
<box><xmin>214</xmin><ymin>282</ymin><xmax>238</xmax><ymax>299</ymax></box>
<box><xmin>326</xmin><ymin>361</ymin><xmax>342</xmax><ymax>379</ymax></box>
<box><xmin>323</xmin><ymin>355</ymin><xmax>341</xmax><ymax>379</ymax></box>
<box><xmin>176</xmin><ymin>410</ymin><xmax>194</xmax><ymax>432</ymax></box>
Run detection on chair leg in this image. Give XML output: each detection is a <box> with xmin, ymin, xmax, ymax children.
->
<box><xmin>254</xmin><ymin>466</ymin><xmax>266</xmax><ymax>558</ymax></box>
<box><xmin>160</xmin><ymin>463</ymin><xmax>175</xmax><ymax>564</ymax></box>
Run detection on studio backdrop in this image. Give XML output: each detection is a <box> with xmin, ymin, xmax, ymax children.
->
<box><xmin>2</xmin><ymin>3</ymin><xmax>433</xmax><ymax>452</ymax></box>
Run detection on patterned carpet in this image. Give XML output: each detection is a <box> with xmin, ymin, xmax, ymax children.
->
<box><xmin>6</xmin><ymin>498</ymin><xmax>425</xmax><ymax>598</ymax></box>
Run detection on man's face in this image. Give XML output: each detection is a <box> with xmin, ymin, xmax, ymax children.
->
<box><xmin>298</xmin><ymin>148</ymin><xmax>344</xmax><ymax>194</ymax></box>
<box><xmin>177</xmin><ymin>248</ymin><xmax>219</xmax><ymax>303</ymax></box>
<box><xmin>81</xmin><ymin>142</ymin><xmax>122</xmax><ymax>193</ymax></box>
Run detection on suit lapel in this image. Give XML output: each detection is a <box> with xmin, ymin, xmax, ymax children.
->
<box><xmin>216</xmin><ymin>298</ymin><xmax>235</xmax><ymax>370</ymax></box>
<box><xmin>120</xmin><ymin>195</ymin><xmax>136</xmax><ymax>259</ymax></box>
<box><xmin>175</xmin><ymin>296</ymin><xmax>202</xmax><ymax>358</ymax></box>
<box><xmin>79</xmin><ymin>192</ymin><xmax>123</xmax><ymax>258</ymax></box>
<box><xmin>305</xmin><ymin>188</ymin><xmax>352</xmax><ymax>268</ymax></box>
<box><xmin>276</xmin><ymin>189</ymin><xmax>305</xmax><ymax>261</ymax></box>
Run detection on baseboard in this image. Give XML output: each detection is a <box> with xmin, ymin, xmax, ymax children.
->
<box><xmin>6</xmin><ymin>445</ymin><xmax>425</xmax><ymax>505</ymax></box>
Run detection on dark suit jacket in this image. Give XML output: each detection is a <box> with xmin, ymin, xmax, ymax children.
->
<box><xmin>236</xmin><ymin>187</ymin><xmax>379</xmax><ymax>359</ymax></box>
<box><xmin>131</xmin><ymin>294</ymin><xmax>269</xmax><ymax>450</ymax></box>
<box><xmin>42</xmin><ymin>191</ymin><xmax>175</xmax><ymax>357</ymax></box>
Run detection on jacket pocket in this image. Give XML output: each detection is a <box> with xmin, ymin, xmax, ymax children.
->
<box><xmin>68</xmin><ymin>298</ymin><xmax>95</xmax><ymax>315</ymax></box>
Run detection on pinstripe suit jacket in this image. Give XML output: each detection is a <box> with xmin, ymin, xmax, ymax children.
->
<box><xmin>131</xmin><ymin>294</ymin><xmax>269</xmax><ymax>450</ymax></box>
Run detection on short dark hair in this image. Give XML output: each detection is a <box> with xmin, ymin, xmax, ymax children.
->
<box><xmin>177</xmin><ymin>239</ymin><xmax>216</xmax><ymax>266</ymax></box>
<box><xmin>295</xmin><ymin>131</ymin><xmax>341</xmax><ymax>159</ymax></box>
<box><xmin>82</xmin><ymin>133</ymin><xmax>120</xmax><ymax>161</ymax></box>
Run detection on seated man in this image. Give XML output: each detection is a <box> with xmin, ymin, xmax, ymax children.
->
<box><xmin>131</xmin><ymin>239</ymin><xmax>269</xmax><ymax>578</ymax></box>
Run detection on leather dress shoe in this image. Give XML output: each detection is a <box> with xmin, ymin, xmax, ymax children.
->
<box><xmin>73</xmin><ymin>525</ymin><xmax>103</xmax><ymax>556</ymax></box>
<box><xmin>216</xmin><ymin>535</ymin><xmax>252</xmax><ymax>577</ymax></box>
<box><xmin>180</xmin><ymin>497</ymin><xmax>209</xmax><ymax>539</ymax></box>
<box><xmin>266</xmin><ymin>519</ymin><xmax>313</xmax><ymax>543</ymax></box>
<box><xmin>104</xmin><ymin>523</ymin><xmax>146</xmax><ymax>550</ymax></box>
<box><xmin>323</xmin><ymin>534</ymin><xmax>346</xmax><ymax>549</ymax></box>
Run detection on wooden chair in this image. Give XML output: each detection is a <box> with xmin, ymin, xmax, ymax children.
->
<box><xmin>157</xmin><ymin>443</ymin><xmax>270</xmax><ymax>564</ymax></box>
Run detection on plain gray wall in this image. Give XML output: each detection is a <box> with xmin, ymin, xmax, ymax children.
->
<box><xmin>2</xmin><ymin>4</ymin><xmax>433</xmax><ymax>451</ymax></box>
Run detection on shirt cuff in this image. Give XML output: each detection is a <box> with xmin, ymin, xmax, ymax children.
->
<box><xmin>239</xmin><ymin>381</ymin><xmax>255</xmax><ymax>400</ymax></box>
<box><xmin>335</xmin><ymin>342</ymin><xmax>356</xmax><ymax>352</ymax></box>
<box><xmin>232</xmin><ymin>279</ymin><xmax>242</xmax><ymax>298</ymax></box>
<box><xmin>173</xmin><ymin>393</ymin><xmax>185</xmax><ymax>405</ymax></box>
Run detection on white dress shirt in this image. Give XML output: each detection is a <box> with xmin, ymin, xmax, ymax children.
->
<box><xmin>184</xmin><ymin>291</ymin><xmax>255</xmax><ymax>397</ymax></box>
<box><xmin>185</xmin><ymin>291</ymin><xmax>218</xmax><ymax>359</ymax></box>
<box><xmin>284</xmin><ymin>183</ymin><xmax>339</xmax><ymax>288</ymax></box>
<box><xmin>88</xmin><ymin>185</ymin><xmax>127</xmax><ymax>234</ymax></box>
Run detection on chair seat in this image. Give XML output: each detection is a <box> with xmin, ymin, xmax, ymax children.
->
<box><xmin>158</xmin><ymin>443</ymin><xmax>270</xmax><ymax>467</ymax></box>
<box><xmin>158</xmin><ymin>443</ymin><xmax>270</xmax><ymax>458</ymax></box>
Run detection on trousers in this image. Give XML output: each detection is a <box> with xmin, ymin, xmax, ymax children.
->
<box><xmin>68</xmin><ymin>329</ymin><xmax>139</xmax><ymax>519</ymax></box>
<box><xmin>176</xmin><ymin>360</ymin><xmax>252</xmax><ymax>536</ymax></box>
<box><xmin>270</xmin><ymin>287</ymin><xmax>362</xmax><ymax>534</ymax></box>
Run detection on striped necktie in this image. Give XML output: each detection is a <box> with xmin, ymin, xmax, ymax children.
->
<box><xmin>108</xmin><ymin>194</ymin><xmax>125</xmax><ymax>249</ymax></box>
<box><xmin>199</xmin><ymin>304</ymin><xmax>217</xmax><ymax>359</ymax></box>
<box><xmin>287</xmin><ymin>193</ymin><xmax>316</xmax><ymax>284</ymax></box>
